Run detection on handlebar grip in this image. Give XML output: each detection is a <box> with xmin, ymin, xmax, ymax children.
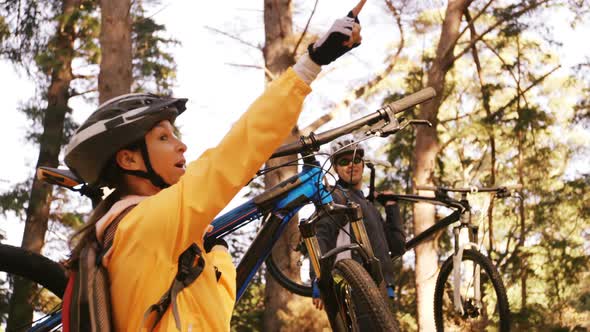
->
<box><xmin>383</xmin><ymin>87</ymin><xmax>436</xmax><ymax>114</ymax></box>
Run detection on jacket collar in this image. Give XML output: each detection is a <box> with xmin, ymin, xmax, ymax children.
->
<box><xmin>95</xmin><ymin>195</ymin><xmax>146</xmax><ymax>243</ymax></box>
<box><xmin>336</xmin><ymin>179</ymin><xmax>363</xmax><ymax>195</ymax></box>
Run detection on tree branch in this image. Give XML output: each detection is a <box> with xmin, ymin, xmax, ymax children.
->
<box><xmin>343</xmin><ymin>0</ymin><xmax>405</xmax><ymax>105</ymax></box>
<box><xmin>451</xmin><ymin>0</ymin><xmax>552</xmax><ymax>63</ymax></box>
<box><xmin>225</xmin><ymin>63</ymin><xmax>276</xmax><ymax>81</ymax></box>
<box><xmin>292</xmin><ymin>0</ymin><xmax>319</xmax><ymax>58</ymax></box>
<box><xmin>488</xmin><ymin>65</ymin><xmax>560</xmax><ymax>121</ymax></box>
<box><xmin>481</xmin><ymin>38</ymin><xmax>521</xmax><ymax>89</ymax></box>
<box><xmin>342</xmin><ymin>0</ymin><xmax>405</xmax><ymax>104</ymax></box>
<box><xmin>204</xmin><ymin>25</ymin><xmax>262</xmax><ymax>50</ymax></box>
<box><xmin>225</xmin><ymin>63</ymin><xmax>263</xmax><ymax>70</ymax></box>
<box><xmin>439</xmin><ymin>112</ymin><xmax>472</xmax><ymax>124</ymax></box>
<box><xmin>70</xmin><ymin>88</ymin><xmax>97</xmax><ymax>98</ymax></box>
<box><xmin>301</xmin><ymin>111</ymin><xmax>336</xmax><ymax>136</ymax></box>
<box><xmin>441</xmin><ymin>0</ymin><xmax>495</xmax><ymax>60</ymax></box>
<box><xmin>72</xmin><ymin>74</ymin><xmax>95</xmax><ymax>80</ymax></box>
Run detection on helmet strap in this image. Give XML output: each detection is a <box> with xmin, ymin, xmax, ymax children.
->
<box><xmin>119</xmin><ymin>139</ymin><xmax>170</xmax><ymax>189</ymax></box>
<box><xmin>138</xmin><ymin>139</ymin><xmax>170</xmax><ymax>189</ymax></box>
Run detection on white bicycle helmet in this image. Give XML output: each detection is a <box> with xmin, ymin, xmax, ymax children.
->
<box><xmin>65</xmin><ymin>93</ymin><xmax>188</xmax><ymax>187</ymax></box>
<box><xmin>329</xmin><ymin>134</ymin><xmax>365</xmax><ymax>162</ymax></box>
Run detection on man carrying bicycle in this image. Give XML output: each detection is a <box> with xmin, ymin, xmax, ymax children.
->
<box><xmin>312</xmin><ymin>136</ymin><xmax>406</xmax><ymax>314</ymax></box>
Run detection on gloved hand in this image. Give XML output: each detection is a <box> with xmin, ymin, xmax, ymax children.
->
<box><xmin>312</xmin><ymin>279</ymin><xmax>324</xmax><ymax>310</ymax></box>
<box><xmin>204</xmin><ymin>236</ymin><xmax>228</xmax><ymax>253</ymax></box>
<box><xmin>308</xmin><ymin>10</ymin><xmax>363</xmax><ymax>65</ymax></box>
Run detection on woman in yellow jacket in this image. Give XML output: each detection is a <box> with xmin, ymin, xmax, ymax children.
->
<box><xmin>64</xmin><ymin>4</ymin><xmax>363</xmax><ymax>331</ymax></box>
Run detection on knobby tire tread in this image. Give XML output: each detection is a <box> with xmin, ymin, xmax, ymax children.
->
<box><xmin>332</xmin><ymin>259</ymin><xmax>399</xmax><ymax>332</ymax></box>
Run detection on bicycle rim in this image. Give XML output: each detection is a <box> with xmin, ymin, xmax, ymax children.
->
<box><xmin>265</xmin><ymin>237</ymin><xmax>313</xmax><ymax>297</ymax></box>
<box><xmin>434</xmin><ymin>249</ymin><xmax>511</xmax><ymax>332</ymax></box>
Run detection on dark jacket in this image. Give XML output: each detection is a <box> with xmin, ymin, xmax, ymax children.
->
<box><xmin>314</xmin><ymin>179</ymin><xmax>406</xmax><ymax>286</ymax></box>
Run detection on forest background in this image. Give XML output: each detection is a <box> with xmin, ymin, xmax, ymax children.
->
<box><xmin>0</xmin><ymin>0</ymin><xmax>589</xmax><ymax>331</ymax></box>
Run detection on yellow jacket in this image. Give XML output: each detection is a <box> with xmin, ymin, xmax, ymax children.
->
<box><xmin>102</xmin><ymin>68</ymin><xmax>311</xmax><ymax>331</ymax></box>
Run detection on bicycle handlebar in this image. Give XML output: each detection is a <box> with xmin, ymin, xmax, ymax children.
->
<box><xmin>382</xmin><ymin>87</ymin><xmax>437</xmax><ymax>115</ymax></box>
<box><xmin>270</xmin><ymin>87</ymin><xmax>436</xmax><ymax>158</ymax></box>
<box><xmin>415</xmin><ymin>184</ymin><xmax>522</xmax><ymax>194</ymax></box>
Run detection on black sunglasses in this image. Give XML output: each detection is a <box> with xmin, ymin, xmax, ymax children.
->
<box><xmin>336</xmin><ymin>157</ymin><xmax>363</xmax><ymax>167</ymax></box>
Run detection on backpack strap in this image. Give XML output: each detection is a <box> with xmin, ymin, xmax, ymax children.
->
<box><xmin>64</xmin><ymin>204</ymin><xmax>137</xmax><ymax>332</ymax></box>
<box><xmin>98</xmin><ymin>204</ymin><xmax>137</xmax><ymax>265</ymax></box>
<box><xmin>142</xmin><ymin>243</ymin><xmax>205</xmax><ymax>331</ymax></box>
<box><xmin>329</xmin><ymin>185</ymin><xmax>349</xmax><ymax>205</ymax></box>
<box><xmin>62</xmin><ymin>272</ymin><xmax>76</xmax><ymax>332</ymax></box>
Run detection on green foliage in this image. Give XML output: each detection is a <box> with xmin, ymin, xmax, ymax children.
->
<box><xmin>0</xmin><ymin>181</ymin><xmax>30</xmax><ymax>218</ymax></box>
<box><xmin>0</xmin><ymin>277</ymin><xmax>9</xmax><ymax>325</ymax></box>
<box><xmin>227</xmin><ymin>223</ymin><xmax>264</xmax><ymax>331</ymax></box>
<box><xmin>0</xmin><ymin>0</ymin><xmax>52</xmax><ymax>64</ymax></box>
<box><xmin>131</xmin><ymin>3</ymin><xmax>179</xmax><ymax>95</ymax></box>
<box><xmin>231</xmin><ymin>272</ymin><xmax>264</xmax><ymax>331</ymax></box>
<box><xmin>372</xmin><ymin>1</ymin><xmax>590</xmax><ymax>330</ymax></box>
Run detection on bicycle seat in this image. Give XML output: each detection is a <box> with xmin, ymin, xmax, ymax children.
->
<box><xmin>37</xmin><ymin>166</ymin><xmax>84</xmax><ymax>189</ymax></box>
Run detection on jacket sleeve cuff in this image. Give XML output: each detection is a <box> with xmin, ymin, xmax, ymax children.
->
<box><xmin>293</xmin><ymin>53</ymin><xmax>322</xmax><ymax>85</ymax></box>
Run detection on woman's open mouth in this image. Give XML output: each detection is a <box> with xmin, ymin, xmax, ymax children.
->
<box><xmin>175</xmin><ymin>160</ymin><xmax>186</xmax><ymax>169</ymax></box>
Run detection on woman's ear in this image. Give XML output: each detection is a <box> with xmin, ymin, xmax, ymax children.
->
<box><xmin>115</xmin><ymin>149</ymin><xmax>144</xmax><ymax>171</ymax></box>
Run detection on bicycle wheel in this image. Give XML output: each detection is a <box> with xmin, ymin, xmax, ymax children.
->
<box><xmin>328</xmin><ymin>259</ymin><xmax>398</xmax><ymax>332</ymax></box>
<box><xmin>0</xmin><ymin>244</ymin><xmax>67</xmax><ymax>331</ymax></box>
<box><xmin>434</xmin><ymin>249</ymin><xmax>510</xmax><ymax>332</ymax></box>
<box><xmin>266</xmin><ymin>250</ymin><xmax>313</xmax><ymax>297</ymax></box>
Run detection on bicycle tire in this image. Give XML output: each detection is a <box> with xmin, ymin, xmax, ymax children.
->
<box><xmin>330</xmin><ymin>259</ymin><xmax>399</xmax><ymax>332</ymax></box>
<box><xmin>0</xmin><ymin>244</ymin><xmax>67</xmax><ymax>298</ymax></box>
<box><xmin>433</xmin><ymin>249</ymin><xmax>510</xmax><ymax>332</ymax></box>
<box><xmin>0</xmin><ymin>244</ymin><xmax>67</xmax><ymax>331</ymax></box>
<box><xmin>266</xmin><ymin>252</ymin><xmax>313</xmax><ymax>297</ymax></box>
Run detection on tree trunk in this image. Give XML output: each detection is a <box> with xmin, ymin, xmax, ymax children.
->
<box><xmin>515</xmin><ymin>35</ymin><xmax>528</xmax><ymax>312</ymax></box>
<box><xmin>98</xmin><ymin>0</ymin><xmax>132</xmax><ymax>103</ymax></box>
<box><xmin>7</xmin><ymin>0</ymin><xmax>77</xmax><ymax>328</ymax></box>
<box><xmin>412</xmin><ymin>1</ymin><xmax>470</xmax><ymax>330</ymax></box>
<box><xmin>261</xmin><ymin>1</ymin><xmax>300</xmax><ymax>331</ymax></box>
<box><xmin>464</xmin><ymin>8</ymin><xmax>497</xmax><ymax>255</ymax></box>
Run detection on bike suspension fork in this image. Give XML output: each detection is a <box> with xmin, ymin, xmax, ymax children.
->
<box><xmin>452</xmin><ymin>211</ymin><xmax>482</xmax><ymax>314</ymax></box>
<box><xmin>299</xmin><ymin>217</ymin><xmax>323</xmax><ymax>280</ymax></box>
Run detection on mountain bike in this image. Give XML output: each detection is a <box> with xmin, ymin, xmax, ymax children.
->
<box><xmin>0</xmin><ymin>87</ymin><xmax>436</xmax><ymax>331</ymax></box>
<box><xmin>269</xmin><ymin>163</ymin><xmax>516</xmax><ymax>331</ymax></box>
<box><xmin>376</xmin><ymin>186</ymin><xmax>515</xmax><ymax>332</ymax></box>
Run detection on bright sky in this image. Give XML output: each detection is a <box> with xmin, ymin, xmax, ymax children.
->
<box><xmin>0</xmin><ymin>1</ymin><xmax>399</xmax><ymax>249</ymax></box>
<box><xmin>0</xmin><ymin>1</ymin><xmax>588</xmax><ymax>250</ymax></box>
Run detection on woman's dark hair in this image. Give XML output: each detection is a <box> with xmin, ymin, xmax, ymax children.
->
<box><xmin>65</xmin><ymin>139</ymin><xmax>142</xmax><ymax>269</ymax></box>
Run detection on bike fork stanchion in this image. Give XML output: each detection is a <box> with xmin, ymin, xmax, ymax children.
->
<box><xmin>452</xmin><ymin>226</ymin><xmax>464</xmax><ymax>315</ymax></box>
<box><xmin>469</xmin><ymin>224</ymin><xmax>482</xmax><ymax>310</ymax></box>
<box><xmin>452</xmin><ymin>225</ymin><xmax>484</xmax><ymax>317</ymax></box>
<box><xmin>299</xmin><ymin>216</ymin><xmax>323</xmax><ymax>280</ymax></box>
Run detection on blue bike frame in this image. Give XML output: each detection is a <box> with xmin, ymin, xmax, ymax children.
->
<box><xmin>207</xmin><ymin>162</ymin><xmax>332</xmax><ymax>300</ymax></box>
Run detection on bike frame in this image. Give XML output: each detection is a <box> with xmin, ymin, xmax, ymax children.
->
<box><xmin>379</xmin><ymin>192</ymin><xmax>481</xmax><ymax>314</ymax></box>
<box><xmin>208</xmin><ymin>159</ymin><xmax>384</xmax><ymax>301</ymax></box>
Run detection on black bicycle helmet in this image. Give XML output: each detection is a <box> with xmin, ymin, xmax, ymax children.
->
<box><xmin>65</xmin><ymin>93</ymin><xmax>188</xmax><ymax>187</ymax></box>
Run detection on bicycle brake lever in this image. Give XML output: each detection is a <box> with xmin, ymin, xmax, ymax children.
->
<box><xmin>406</xmin><ymin>119</ymin><xmax>432</xmax><ymax>127</ymax></box>
<box><xmin>371</xmin><ymin>115</ymin><xmax>401</xmax><ymax>137</ymax></box>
